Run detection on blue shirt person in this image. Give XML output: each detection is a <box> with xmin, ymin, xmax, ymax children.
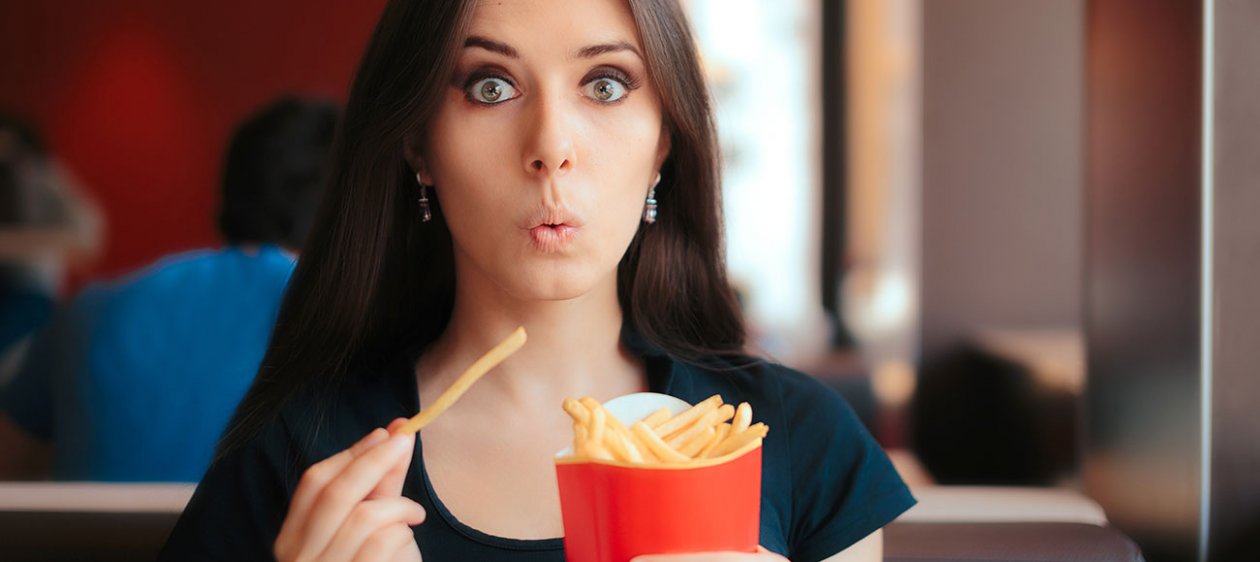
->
<box><xmin>0</xmin><ymin>246</ymin><xmax>294</xmax><ymax>480</ymax></box>
<box><xmin>0</xmin><ymin>97</ymin><xmax>339</xmax><ymax>481</ymax></box>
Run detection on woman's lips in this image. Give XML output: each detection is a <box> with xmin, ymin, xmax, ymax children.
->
<box><xmin>528</xmin><ymin>224</ymin><xmax>578</xmax><ymax>253</ymax></box>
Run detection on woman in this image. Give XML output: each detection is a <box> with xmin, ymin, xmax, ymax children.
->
<box><xmin>160</xmin><ymin>0</ymin><xmax>914</xmax><ymax>560</ymax></box>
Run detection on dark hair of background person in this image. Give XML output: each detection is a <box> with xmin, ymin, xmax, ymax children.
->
<box><xmin>220</xmin><ymin>0</ymin><xmax>747</xmax><ymax>455</ymax></box>
<box><xmin>217</xmin><ymin>97</ymin><xmax>339</xmax><ymax>250</ymax></box>
<box><xmin>909</xmin><ymin>345</ymin><xmax>1078</xmax><ymax>486</ymax></box>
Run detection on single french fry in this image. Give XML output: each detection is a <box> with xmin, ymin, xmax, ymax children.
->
<box><xmin>396</xmin><ymin>327</ymin><xmax>526</xmax><ymax>434</ymax></box>
<box><xmin>562</xmin><ymin>397</ymin><xmax>590</xmax><ymax>425</ymax></box>
<box><xmin>587</xmin><ymin>442</ymin><xmax>615</xmax><ymax>461</ymax></box>
<box><xmin>654</xmin><ymin>394</ymin><xmax>722</xmax><ymax>439</ymax></box>
<box><xmin>642</xmin><ymin>407</ymin><xmax>672</xmax><ymax>428</ymax></box>
<box><xmin>678</xmin><ymin>426</ymin><xmax>715</xmax><ymax>457</ymax></box>
<box><xmin>628</xmin><ymin>428</ymin><xmax>660</xmax><ymax>463</ymax></box>
<box><xmin>667</xmin><ymin>403</ymin><xmax>734</xmax><ymax>449</ymax></box>
<box><xmin>578</xmin><ymin>397</ymin><xmax>602</xmax><ymax>413</ymax></box>
<box><xmin>574</xmin><ymin>423</ymin><xmax>591</xmax><ymax>458</ymax></box>
<box><xmin>606</xmin><ymin>429</ymin><xmax>644</xmax><ymax>463</ymax></box>
<box><xmin>732</xmin><ymin>402</ymin><xmax>752</xmax><ymax>433</ymax></box>
<box><xmin>589</xmin><ymin>403</ymin><xmax>607</xmax><ymax>449</ymax></box>
<box><xmin>699</xmin><ymin>423</ymin><xmax>732</xmax><ymax>458</ymax></box>
<box><xmin>631</xmin><ymin>421</ymin><xmax>690</xmax><ymax>463</ymax></box>
<box><xmin>712</xmin><ymin>422</ymin><xmax>769</xmax><ymax>457</ymax></box>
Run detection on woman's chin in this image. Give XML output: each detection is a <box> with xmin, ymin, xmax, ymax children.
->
<box><xmin>497</xmin><ymin>267</ymin><xmax>606</xmax><ymax>303</ymax></box>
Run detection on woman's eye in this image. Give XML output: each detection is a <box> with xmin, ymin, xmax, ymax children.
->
<box><xmin>583</xmin><ymin>77</ymin><xmax>628</xmax><ymax>103</ymax></box>
<box><xmin>466</xmin><ymin>77</ymin><xmax>518</xmax><ymax>104</ymax></box>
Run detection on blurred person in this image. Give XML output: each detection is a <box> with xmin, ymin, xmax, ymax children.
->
<box><xmin>0</xmin><ymin>115</ymin><xmax>104</xmax><ymax>385</ymax></box>
<box><xmin>0</xmin><ymin>97</ymin><xmax>338</xmax><ymax>481</ymax></box>
<box><xmin>160</xmin><ymin>1</ymin><xmax>913</xmax><ymax>561</ymax></box>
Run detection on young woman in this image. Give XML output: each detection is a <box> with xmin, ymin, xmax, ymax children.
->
<box><xmin>160</xmin><ymin>1</ymin><xmax>914</xmax><ymax>560</ymax></box>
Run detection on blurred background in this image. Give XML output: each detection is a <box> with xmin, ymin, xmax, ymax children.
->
<box><xmin>1</xmin><ymin>1</ymin><xmax>1257</xmax><ymax>561</ymax></box>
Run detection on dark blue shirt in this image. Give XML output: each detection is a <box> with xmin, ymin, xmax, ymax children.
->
<box><xmin>161</xmin><ymin>329</ymin><xmax>915</xmax><ymax>561</ymax></box>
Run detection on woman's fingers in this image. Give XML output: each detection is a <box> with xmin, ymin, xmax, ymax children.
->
<box><xmin>371</xmin><ymin>418</ymin><xmax>415</xmax><ymax>499</ymax></box>
<box><xmin>319</xmin><ymin>497</ymin><xmax>426</xmax><ymax>561</ymax></box>
<box><xmin>296</xmin><ymin>434</ymin><xmax>415</xmax><ymax>559</ymax></box>
<box><xmin>276</xmin><ymin>427</ymin><xmax>390</xmax><ymax>558</ymax></box>
<box><xmin>351</xmin><ymin>524</ymin><xmax>421</xmax><ymax>562</ymax></box>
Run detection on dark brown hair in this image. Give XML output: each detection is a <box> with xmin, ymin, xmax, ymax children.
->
<box><xmin>221</xmin><ymin>0</ymin><xmax>746</xmax><ymax>453</ymax></box>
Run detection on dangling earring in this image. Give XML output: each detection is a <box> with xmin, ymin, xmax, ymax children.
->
<box><xmin>643</xmin><ymin>172</ymin><xmax>661</xmax><ymax>224</ymax></box>
<box><xmin>416</xmin><ymin>173</ymin><xmax>432</xmax><ymax>223</ymax></box>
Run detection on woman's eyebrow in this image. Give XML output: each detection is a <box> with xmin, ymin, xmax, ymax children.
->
<box><xmin>463</xmin><ymin>35</ymin><xmax>643</xmax><ymax>62</ymax></box>
<box><xmin>575</xmin><ymin>41</ymin><xmax>643</xmax><ymax>61</ymax></box>
<box><xmin>465</xmin><ymin>36</ymin><xmax>518</xmax><ymax>58</ymax></box>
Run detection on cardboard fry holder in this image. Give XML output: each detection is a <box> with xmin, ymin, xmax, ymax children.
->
<box><xmin>554</xmin><ymin>392</ymin><xmax>761</xmax><ymax>562</ymax></box>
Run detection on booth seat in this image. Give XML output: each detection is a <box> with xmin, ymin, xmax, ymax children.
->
<box><xmin>0</xmin><ymin>482</ymin><xmax>1143</xmax><ymax>561</ymax></box>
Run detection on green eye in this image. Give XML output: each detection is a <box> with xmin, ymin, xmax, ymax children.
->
<box><xmin>584</xmin><ymin>78</ymin><xmax>627</xmax><ymax>103</ymax></box>
<box><xmin>468</xmin><ymin>77</ymin><xmax>517</xmax><ymax>104</ymax></box>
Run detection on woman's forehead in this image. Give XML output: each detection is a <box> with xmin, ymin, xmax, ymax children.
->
<box><xmin>467</xmin><ymin>0</ymin><xmax>644</xmax><ymax>57</ymax></box>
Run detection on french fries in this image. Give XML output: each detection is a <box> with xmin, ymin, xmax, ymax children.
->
<box><xmin>562</xmin><ymin>394</ymin><xmax>767</xmax><ymax>465</ymax></box>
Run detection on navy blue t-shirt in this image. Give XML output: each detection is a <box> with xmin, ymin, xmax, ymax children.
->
<box><xmin>160</xmin><ymin>330</ymin><xmax>915</xmax><ymax>561</ymax></box>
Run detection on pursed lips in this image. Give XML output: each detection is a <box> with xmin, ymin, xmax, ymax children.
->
<box><xmin>522</xmin><ymin>206</ymin><xmax>582</xmax><ymax>253</ymax></box>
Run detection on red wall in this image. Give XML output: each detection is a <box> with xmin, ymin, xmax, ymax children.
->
<box><xmin>0</xmin><ymin>0</ymin><xmax>387</xmax><ymax>288</ymax></box>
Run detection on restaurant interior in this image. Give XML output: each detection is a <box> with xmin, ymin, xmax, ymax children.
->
<box><xmin>0</xmin><ymin>1</ymin><xmax>1256</xmax><ymax>561</ymax></box>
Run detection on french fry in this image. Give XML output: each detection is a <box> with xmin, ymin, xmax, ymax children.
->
<box><xmin>711</xmin><ymin>422</ymin><xmax>769</xmax><ymax>457</ymax></box>
<box><xmin>666</xmin><ymin>403</ymin><xmax>734</xmax><ymax>449</ymax></box>
<box><xmin>642</xmin><ymin>407</ymin><xmax>672</xmax><ymax>429</ymax></box>
<box><xmin>574</xmin><ymin>423</ymin><xmax>590</xmax><ymax>457</ymax></box>
<box><xmin>631</xmin><ymin>421</ymin><xmax>691</xmax><ymax>463</ymax></box>
<box><xmin>601</xmin><ymin>410</ymin><xmax>647</xmax><ymax>463</ymax></box>
<box><xmin>562</xmin><ymin>397</ymin><xmax>590</xmax><ymax>425</ymax></box>
<box><xmin>732</xmin><ymin>402</ymin><xmax>752</xmax><ymax>433</ymax></box>
<box><xmin>563</xmin><ymin>394</ymin><xmax>765</xmax><ymax>466</ymax></box>
<box><xmin>678</xmin><ymin>426</ymin><xmax>716</xmax><ymax>457</ymax></box>
<box><xmin>609</xmin><ymin>429</ymin><xmax>644</xmax><ymax>463</ymax></box>
<box><xmin>589</xmin><ymin>403</ymin><xmax>607</xmax><ymax>450</ymax></box>
<box><xmin>699</xmin><ymin>423</ymin><xmax>732</xmax><ymax>458</ymax></box>
<box><xmin>584</xmin><ymin>418</ymin><xmax>615</xmax><ymax>461</ymax></box>
<box><xmin>587</xmin><ymin>443</ymin><xmax>615</xmax><ymax>461</ymax></box>
<box><xmin>396</xmin><ymin>327</ymin><xmax>526</xmax><ymax>435</ymax></box>
<box><xmin>578</xmin><ymin>397</ymin><xmax>600</xmax><ymax>412</ymax></box>
<box><xmin>654</xmin><ymin>394</ymin><xmax>722</xmax><ymax>439</ymax></box>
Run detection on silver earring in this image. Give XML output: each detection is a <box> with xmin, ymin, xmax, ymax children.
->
<box><xmin>643</xmin><ymin>172</ymin><xmax>661</xmax><ymax>224</ymax></box>
<box><xmin>416</xmin><ymin>173</ymin><xmax>432</xmax><ymax>223</ymax></box>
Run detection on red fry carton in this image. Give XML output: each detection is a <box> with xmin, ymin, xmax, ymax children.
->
<box><xmin>554</xmin><ymin>392</ymin><xmax>762</xmax><ymax>562</ymax></box>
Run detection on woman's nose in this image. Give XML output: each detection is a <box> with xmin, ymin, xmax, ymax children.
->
<box><xmin>522</xmin><ymin>92</ymin><xmax>576</xmax><ymax>179</ymax></box>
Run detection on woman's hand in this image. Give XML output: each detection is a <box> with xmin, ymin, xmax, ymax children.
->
<box><xmin>274</xmin><ymin>418</ymin><xmax>425</xmax><ymax>562</ymax></box>
<box><xmin>631</xmin><ymin>546</ymin><xmax>789</xmax><ymax>561</ymax></box>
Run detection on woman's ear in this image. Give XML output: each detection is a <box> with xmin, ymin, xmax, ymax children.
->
<box><xmin>403</xmin><ymin>136</ymin><xmax>434</xmax><ymax>185</ymax></box>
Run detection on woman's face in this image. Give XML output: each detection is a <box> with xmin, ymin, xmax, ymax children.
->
<box><xmin>416</xmin><ymin>0</ymin><xmax>670</xmax><ymax>302</ymax></box>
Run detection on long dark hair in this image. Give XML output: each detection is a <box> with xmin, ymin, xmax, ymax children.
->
<box><xmin>221</xmin><ymin>0</ymin><xmax>745</xmax><ymax>453</ymax></box>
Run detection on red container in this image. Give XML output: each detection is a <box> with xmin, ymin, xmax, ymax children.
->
<box><xmin>554</xmin><ymin>393</ymin><xmax>762</xmax><ymax>562</ymax></box>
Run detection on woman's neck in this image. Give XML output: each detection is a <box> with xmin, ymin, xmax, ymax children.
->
<box><xmin>416</xmin><ymin>266</ymin><xmax>646</xmax><ymax>415</ymax></box>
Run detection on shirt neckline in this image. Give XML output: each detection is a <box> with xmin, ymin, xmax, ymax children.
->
<box><xmin>392</xmin><ymin>324</ymin><xmax>677</xmax><ymax>551</ymax></box>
